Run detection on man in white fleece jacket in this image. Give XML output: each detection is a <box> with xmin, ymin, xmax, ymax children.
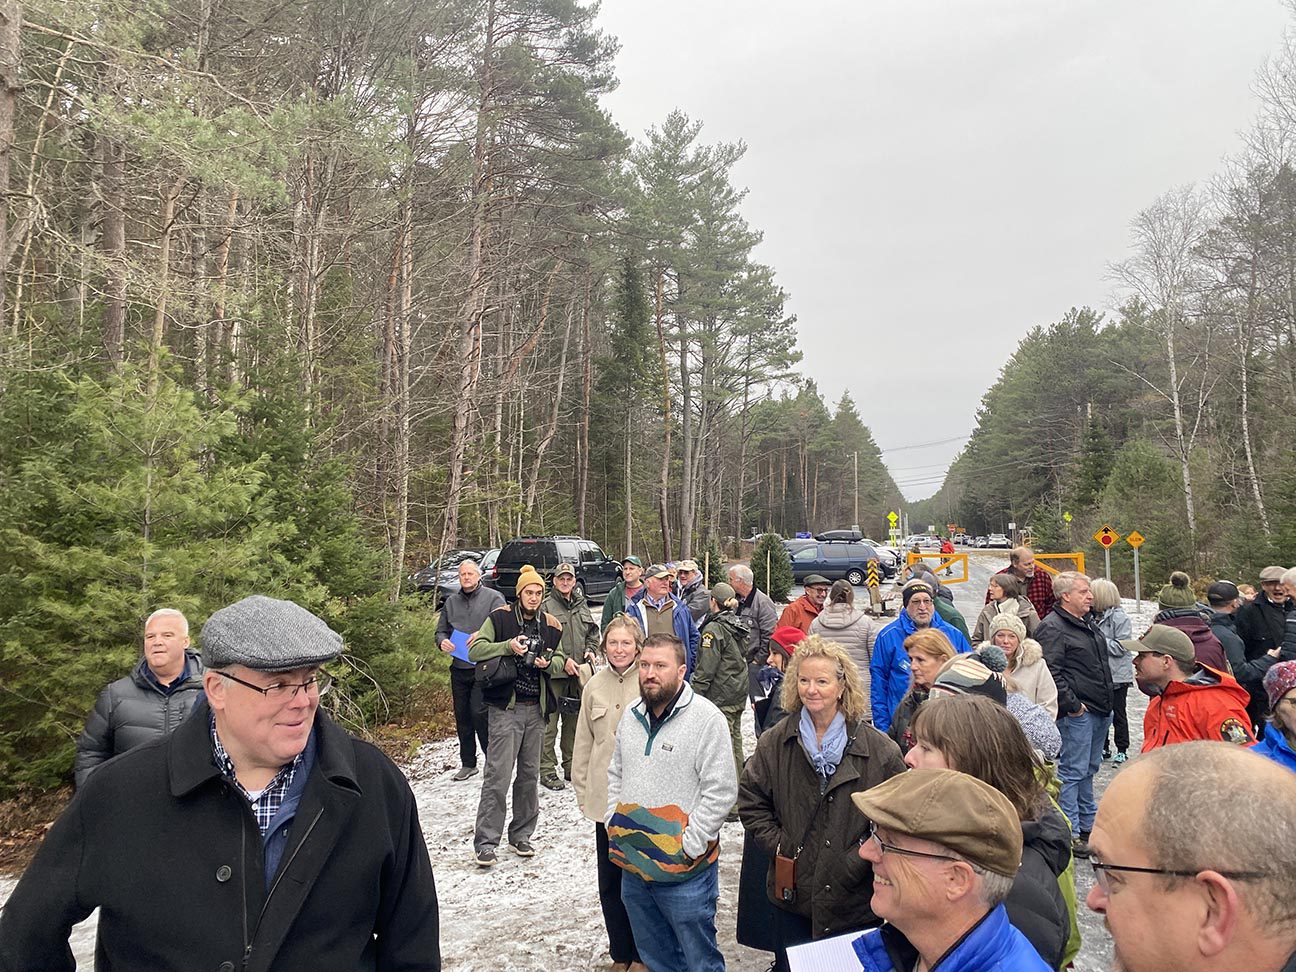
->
<box><xmin>606</xmin><ymin>633</ymin><xmax>738</xmax><ymax>972</ymax></box>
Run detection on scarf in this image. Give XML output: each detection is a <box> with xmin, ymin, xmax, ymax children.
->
<box><xmin>799</xmin><ymin>707</ymin><xmax>848</xmax><ymax>780</ymax></box>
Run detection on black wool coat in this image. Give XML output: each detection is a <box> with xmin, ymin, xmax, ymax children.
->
<box><xmin>0</xmin><ymin>700</ymin><xmax>441</xmax><ymax>972</ymax></box>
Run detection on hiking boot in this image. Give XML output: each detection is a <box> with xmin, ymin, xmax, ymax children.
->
<box><xmin>1113</xmin><ymin>751</ymin><xmax>1128</xmax><ymax>765</ymax></box>
<box><xmin>1071</xmin><ymin>833</ymin><xmax>1092</xmax><ymax>859</ymax></box>
<box><xmin>510</xmin><ymin>840</ymin><xmax>535</xmax><ymax>858</ymax></box>
<box><xmin>540</xmin><ymin>774</ymin><xmax>567</xmax><ymax>791</ymax></box>
<box><xmin>452</xmin><ymin>766</ymin><xmax>479</xmax><ymax>782</ymax></box>
<box><xmin>474</xmin><ymin>847</ymin><xmax>497</xmax><ymax>868</ymax></box>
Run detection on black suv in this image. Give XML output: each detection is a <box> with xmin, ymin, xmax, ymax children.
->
<box><xmin>492</xmin><ymin>536</ymin><xmax>622</xmax><ymax>601</ymax></box>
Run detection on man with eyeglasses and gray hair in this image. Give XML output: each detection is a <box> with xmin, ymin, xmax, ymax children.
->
<box><xmin>1085</xmin><ymin>741</ymin><xmax>1296</xmax><ymax>972</ymax></box>
<box><xmin>0</xmin><ymin>595</ymin><xmax>441</xmax><ymax>971</ymax></box>
<box><xmin>824</xmin><ymin>767</ymin><xmax>1050</xmax><ymax>971</ymax></box>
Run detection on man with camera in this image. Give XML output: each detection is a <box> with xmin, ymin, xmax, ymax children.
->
<box><xmin>539</xmin><ymin>562</ymin><xmax>600</xmax><ymax>790</ymax></box>
<box><xmin>469</xmin><ymin>565</ymin><xmax>564</xmax><ymax>867</ymax></box>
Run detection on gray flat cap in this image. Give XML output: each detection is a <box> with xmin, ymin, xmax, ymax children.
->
<box><xmin>201</xmin><ymin>595</ymin><xmax>343</xmax><ymax>672</ymax></box>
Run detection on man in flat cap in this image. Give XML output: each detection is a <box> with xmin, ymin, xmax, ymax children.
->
<box><xmin>778</xmin><ymin>573</ymin><xmax>830</xmax><ymax>633</ymax></box>
<box><xmin>844</xmin><ymin>768</ymin><xmax>1051</xmax><ymax>972</ymax></box>
<box><xmin>0</xmin><ymin>595</ymin><xmax>441</xmax><ymax>972</ymax></box>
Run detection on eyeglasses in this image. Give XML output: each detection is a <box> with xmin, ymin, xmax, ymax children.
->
<box><xmin>218</xmin><ymin>669</ymin><xmax>332</xmax><ymax>701</ymax></box>
<box><xmin>1089</xmin><ymin>857</ymin><xmax>1267</xmax><ymax>894</ymax></box>
<box><xmin>863</xmin><ymin>823</ymin><xmax>959</xmax><ymax>863</ymax></box>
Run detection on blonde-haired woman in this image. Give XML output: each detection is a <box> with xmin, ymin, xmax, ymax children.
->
<box><xmin>572</xmin><ymin>616</ymin><xmax>648</xmax><ymax>972</ymax></box>
<box><xmin>736</xmin><ymin>635</ymin><xmax>905</xmax><ymax>970</ymax></box>
<box><xmin>982</xmin><ymin>612</ymin><xmax>1058</xmax><ymax>719</ymax></box>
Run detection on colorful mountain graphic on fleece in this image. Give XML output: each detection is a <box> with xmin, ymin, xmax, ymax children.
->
<box><xmin>607</xmin><ymin>802</ymin><xmax>718</xmax><ymax>883</ymax></box>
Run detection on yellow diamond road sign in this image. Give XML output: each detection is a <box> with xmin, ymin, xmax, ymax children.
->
<box><xmin>1093</xmin><ymin>525</ymin><xmax>1121</xmax><ymax>549</ymax></box>
<box><xmin>1126</xmin><ymin>530</ymin><xmax>1145</xmax><ymax>549</ymax></box>
<box><xmin>887</xmin><ymin>511</ymin><xmax>899</xmax><ymax>525</ymax></box>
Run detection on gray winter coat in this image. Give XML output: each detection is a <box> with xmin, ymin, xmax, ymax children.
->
<box><xmin>1094</xmin><ymin>605</ymin><xmax>1135</xmax><ymax>685</ymax></box>
<box><xmin>680</xmin><ymin>578</ymin><xmax>712</xmax><ymax>624</ymax></box>
<box><xmin>736</xmin><ymin>587</ymin><xmax>780</xmax><ymax>663</ymax></box>
<box><xmin>435</xmin><ymin>582</ymin><xmax>506</xmax><ymax>670</ymax></box>
<box><xmin>74</xmin><ymin>651</ymin><xmax>205</xmax><ymax>787</ymax></box>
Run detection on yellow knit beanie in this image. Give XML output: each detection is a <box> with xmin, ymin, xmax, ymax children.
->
<box><xmin>516</xmin><ymin>564</ymin><xmax>546</xmax><ymax>595</ymax></box>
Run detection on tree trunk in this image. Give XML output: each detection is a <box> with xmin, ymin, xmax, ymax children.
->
<box><xmin>1240</xmin><ymin>249</ymin><xmax>1270</xmax><ymax>534</ymax></box>
<box><xmin>389</xmin><ymin>186</ymin><xmax>414</xmax><ymax>602</ymax></box>
<box><xmin>0</xmin><ymin>0</ymin><xmax>16</xmax><ymax>332</ymax></box>
<box><xmin>443</xmin><ymin>0</ymin><xmax>497</xmax><ymax>548</ymax></box>
<box><xmin>213</xmin><ymin>186</ymin><xmax>239</xmax><ymax>381</ymax></box>
<box><xmin>654</xmin><ymin>269</ymin><xmax>673</xmax><ymax>560</ymax></box>
<box><xmin>100</xmin><ymin>137</ymin><xmax>127</xmax><ymax>363</ymax></box>
<box><xmin>523</xmin><ymin>294</ymin><xmax>574</xmax><ymax>517</ymax></box>
<box><xmin>1164</xmin><ymin>309</ymin><xmax>1197</xmax><ymax>537</ymax></box>
<box><xmin>576</xmin><ymin>274</ymin><xmax>593</xmax><ymax>536</ymax></box>
<box><xmin>677</xmin><ymin>302</ymin><xmax>693</xmax><ymax>559</ymax></box>
<box><xmin>148</xmin><ymin>177</ymin><xmax>186</xmax><ymax>392</ymax></box>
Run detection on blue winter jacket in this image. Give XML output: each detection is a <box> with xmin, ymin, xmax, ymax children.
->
<box><xmin>1252</xmin><ymin>730</ymin><xmax>1296</xmax><ymax>773</ymax></box>
<box><xmin>870</xmin><ymin>612</ymin><xmax>972</xmax><ymax>731</ymax></box>
<box><xmin>627</xmin><ymin>590</ymin><xmax>702</xmax><ymax>677</ymax></box>
<box><xmin>852</xmin><ymin>903</ymin><xmax>1051</xmax><ymax>972</ymax></box>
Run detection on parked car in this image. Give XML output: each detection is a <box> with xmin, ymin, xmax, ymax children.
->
<box><xmin>492</xmin><ymin>536</ymin><xmax>622</xmax><ymax>601</ymax></box>
<box><xmin>974</xmin><ymin>536</ymin><xmax>988</xmax><ymax>548</ymax></box>
<box><xmin>815</xmin><ymin>529</ymin><xmax>863</xmax><ymax>542</ymax></box>
<box><xmin>410</xmin><ymin>548</ymin><xmax>487</xmax><ymax>603</ymax></box>
<box><xmin>784</xmin><ymin>540</ymin><xmax>883</xmax><ymax>587</ymax></box>
<box><xmin>986</xmin><ymin>533</ymin><xmax>1011</xmax><ymax>549</ymax></box>
<box><xmin>476</xmin><ymin>547</ymin><xmax>501</xmax><ymax>592</ymax></box>
<box><xmin>857</xmin><ymin>539</ymin><xmax>898</xmax><ymax>577</ymax></box>
<box><xmin>903</xmin><ymin>534</ymin><xmax>942</xmax><ymax>551</ymax></box>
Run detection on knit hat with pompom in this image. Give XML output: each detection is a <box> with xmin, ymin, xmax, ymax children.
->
<box><xmin>1157</xmin><ymin>571</ymin><xmax>1198</xmax><ymax>610</ymax></box>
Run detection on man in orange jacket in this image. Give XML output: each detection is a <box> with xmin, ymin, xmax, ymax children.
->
<box><xmin>1122</xmin><ymin>624</ymin><xmax>1255</xmax><ymax>752</ymax></box>
<box><xmin>778</xmin><ymin>574</ymin><xmax>829</xmax><ymax>632</ymax></box>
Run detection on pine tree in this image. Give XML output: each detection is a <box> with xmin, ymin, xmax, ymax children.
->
<box><xmin>751</xmin><ymin>533</ymin><xmax>794</xmax><ymax>604</ymax></box>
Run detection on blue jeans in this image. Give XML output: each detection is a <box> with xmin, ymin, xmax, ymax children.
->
<box><xmin>1057</xmin><ymin>709</ymin><xmax>1112</xmax><ymax>834</ymax></box>
<box><xmin>621</xmin><ymin>864</ymin><xmax>724</xmax><ymax>972</ymax></box>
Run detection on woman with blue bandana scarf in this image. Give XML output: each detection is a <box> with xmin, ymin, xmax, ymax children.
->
<box><xmin>736</xmin><ymin>635</ymin><xmax>907</xmax><ymax>972</ymax></box>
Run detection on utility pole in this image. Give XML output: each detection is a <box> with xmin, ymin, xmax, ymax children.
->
<box><xmin>852</xmin><ymin>451</ymin><xmax>859</xmax><ymax>530</ymax></box>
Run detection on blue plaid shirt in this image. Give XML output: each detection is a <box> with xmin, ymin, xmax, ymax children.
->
<box><xmin>210</xmin><ymin>715</ymin><xmax>303</xmax><ymax>837</ymax></box>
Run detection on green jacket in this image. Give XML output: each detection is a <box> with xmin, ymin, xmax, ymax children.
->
<box><xmin>691</xmin><ymin>610</ymin><xmax>750</xmax><ymax>710</ymax></box>
<box><xmin>600</xmin><ymin>580</ymin><xmax>644</xmax><ymax>628</ymax></box>
<box><xmin>933</xmin><ymin>595</ymin><xmax>971</xmax><ymax>642</ymax></box>
<box><xmin>542</xmin><ymin>588</ymin><xmax>599</xmax><ymax>684</ymax></box>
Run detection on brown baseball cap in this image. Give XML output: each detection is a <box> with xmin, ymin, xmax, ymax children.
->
<box><xmin>677</xmin><ymin>559</ymin><xmax>700</xmax><ymax>572</ymax></box>
<box><xmin>644</xmin><ymin>563</ymin><xmax>672</xmax><ymax>580</ymax></box>
<box><xmin>1259</xmin><ymin>565</ymin><xmax>1287</xmax><ymax>582</ymax></box>
<box><xmin>554</xmin><ymin>562</ymin><xmax>576</xmax><ymax>578</ymax></box>
<box><xmin>1120</xmin><ymin>623</ymin><xmax>1195</xmax><ymax>664</ymax></box>
<box><xmin>851</xmin><ymin>768</ymin><xmax>1022</xmax><ymax>878</ymax></box>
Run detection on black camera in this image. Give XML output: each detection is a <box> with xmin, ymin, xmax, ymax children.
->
<box><xmin>520</xmin><ymin>636</ymin><xmax>550</xmax><ymax>668</ymax></box>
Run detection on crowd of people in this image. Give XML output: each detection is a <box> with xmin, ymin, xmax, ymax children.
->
<box><xmin>4</xmin><ymin>547</ymin><xmax>1296</xmax><ymax>972</ymax></box>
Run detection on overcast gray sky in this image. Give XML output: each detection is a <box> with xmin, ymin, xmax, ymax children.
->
<box><xmin>595</xmin><ymin>0</ymin><xmax>1290</xmax><ymax>501</ymax></box>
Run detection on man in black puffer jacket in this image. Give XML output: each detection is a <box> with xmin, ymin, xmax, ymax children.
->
<box><xmin>1035</xmin><ymin>571</ymin><xmax>1113</xmax><ymax>857</ymax></box>
<box><xmin>74</xmin><ymin>608</ymin><xmax>205</xmax><ymax>787</ymax></box>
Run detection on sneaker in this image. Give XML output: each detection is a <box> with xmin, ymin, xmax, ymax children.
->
<box><xmin>1071</xmin><ymin>833</ymin><xmax>1092</xmax><ymax>859</ymax></box>
<box><xmin>1102</xmin><ymin>748</ymin><xmax>1112</xmax><ymax>761</ymax></box>
<box><xmin>510</xmin><ymin>840</ymin><xmax>535</xmax><ymax>858</ymax></box>
<box><xmin>452</xmin><ymin>766</ymin><xmax>479</xmax><ymax>782</ymax></box>
<box><xmin>1113</xmin><ymin>751</ymin><xmax>1128</xmax><ymax>765</ymax></box>
<box><xmin>540</xmin><ymin>774</ymin><xmax>567</xmax><ymax>791</ymax></box>
<box><xmin>474</xmin><ymin>848</ymin><xmax>497</xmax><ymax>867</ymax></box>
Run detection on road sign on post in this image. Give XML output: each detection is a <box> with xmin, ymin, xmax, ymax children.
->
<box><xmin>887</xmin><ymin>511</ymin><xmax>898</xmax><ymax>525</ymax></box>
<box><xmin>1127</xmin><ymin>531</ymin><xmax>1145</xmax><ymax>610</ymax></box>
<box><xmin>866</xmin><ymin>561</ymin><xmax>882</xmax><ymax>612</ymax></box>
<box><xmin>1093</xmin><ymin>525</ymin><xmax>1121</xmax><ymax>580</ymax></box>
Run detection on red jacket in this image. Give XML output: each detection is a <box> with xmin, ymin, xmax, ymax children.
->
<box><xmin>1141</xmin><ymin>666</ymin><xmax>1256</xmax><ymax>752</ymax></box>
<box><xmin>777</xmin><ymin>596</ymin><xmax>822</xmax><ymax>634</ymax></box>
<box><xmin>988</xmin><ymin>566</ymin><xmax>1056</xmax><ymax>621</ymax></box>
